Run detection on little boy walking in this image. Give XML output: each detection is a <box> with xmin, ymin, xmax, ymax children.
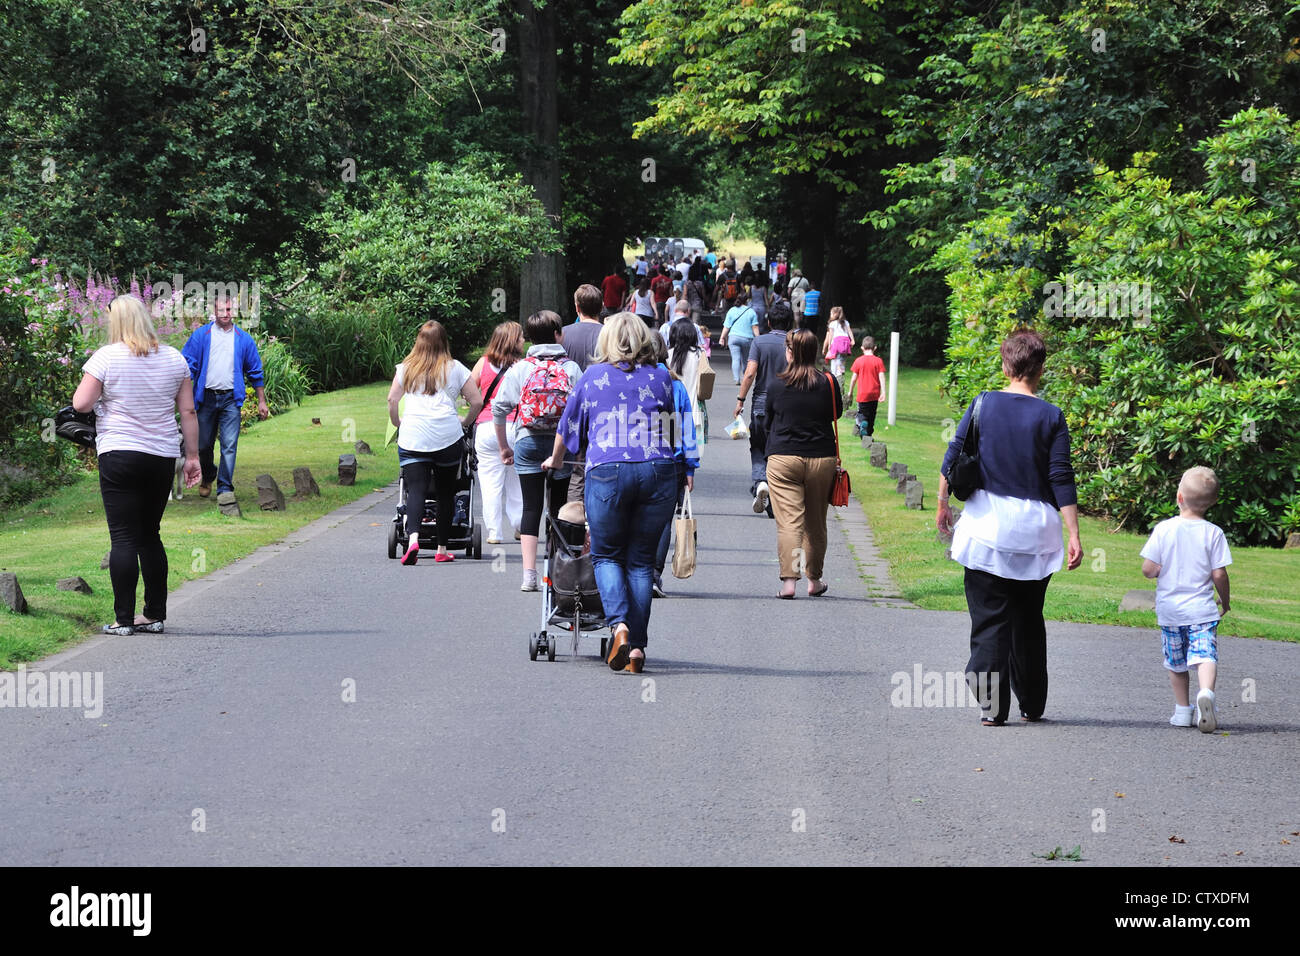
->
<box><xmin>845</xmin><ymin>336</ymin><xmax>886</xmax><ymax>438</ymax></box>
<box><xmin>1139</xmin><ymin>466</ymin><xmax>1232</xmax><ymax>732</ymax></box>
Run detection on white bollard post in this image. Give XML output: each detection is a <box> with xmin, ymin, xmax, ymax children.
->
<box><xmin>887</xmin><ymin>329</ymin><xmax>900</xmax><ymax>426</ymax></box>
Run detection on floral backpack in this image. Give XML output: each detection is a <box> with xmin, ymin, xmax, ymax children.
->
<box><xmin>516</xmin><ymin>358</ymin><xmax>573</xmax><ymax>430</ymax></box>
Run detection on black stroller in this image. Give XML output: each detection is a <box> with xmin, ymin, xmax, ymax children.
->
<box><xmin>529</xmin><ymin>511</ymin><xmax>610</xmax><ymax>661</ymax></box>
<box><xmin>386</xmin><ymin>436</ymin><xmax>483</xmax><ymax>560</ymax></box>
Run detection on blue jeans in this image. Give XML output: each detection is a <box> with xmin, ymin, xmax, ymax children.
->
<box><xmin>728</xmin><ymin>338</ymin><xmax>753</xmax><ymax>383</ymax></box>
<box><xmin>584</xmin><ymin>459</ymin><xmax>678</xmax><ymax>649</ymax></box>
<box><xmin>197</xmin><ymin>389</ymin><xmax>241</xmax><ymax>494</ymax></box>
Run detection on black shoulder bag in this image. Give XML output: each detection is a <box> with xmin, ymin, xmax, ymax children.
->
<box><xmin>54</xmin><ymin>406</ymin><xmax>97</xmax><ymax>448</ymax></box>
<box><xmin>945</xmin><ymin>391</ymin><xmax>985</xmax><ymax>501</ymax></box>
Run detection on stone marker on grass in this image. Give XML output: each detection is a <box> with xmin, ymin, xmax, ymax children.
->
<box><xmin>339</xmin><ymin>454</ymin><xmax>357</xmax><ymax>486</ymax></box>
<box><xmin>1</xmin><ymin>572</ymin><xmax>28</xmax><ymax>613</ymax></box>
<box><xmin>293</xmin><ymin>467</ymin><xmax>321</xmax><ymax>497</ymax></box>
<box><xmin>905</xmin><ymin>478</ymin><xmax>924</xmax><ymax>510</ymax></box>
<box><xmin>217</xmin><ymin>491</ymin><xmax>242</xmax><ymax>518</ymax></box>
<box><xmin>1286</xmin><ymin>533</ymin><xmax>1300</xmax><ymax>549</ymax></box>
<box><xmin>1118</xmin><ymin>590</ymin><xmax>1157</xmax><ymax>613</ymax></box>
<box><xmin>101</xmin><ymin>551</ymin><xmax>111</xmax><ymax>570</ymax></box>
<box><xmin>896</xmin><ymin>473</ymin><xmax>913</xmax><ymax>494</ymax></box>
<box><xmin>256</xmin><ymin>474</ymin><xmax>286</xmax><ymax>511</ymax></box>
<box><xmin>355</xmin><ymin>440</ymin><xmax>373</xmax><ymax>456</ymax></box>
<box><xmin>888</xmin><ymin>462</ymin><xmax>908</xmax><ymax>480</ymax></box>
<box><xmin>869</xmin><ymin>442</ymin><xmax>888</xmax><ymax>469</ymax></box>
<box><xmin>56</xmin><ymin>576</ymin><xmax>92</xmax><ymax>594</ymax></box>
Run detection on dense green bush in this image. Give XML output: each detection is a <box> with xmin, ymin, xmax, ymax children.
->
<box><xmin>0</xmin><ymin>227</ymin><xmax>89</xmax><ymax>505</ymax></box>
<box><xmin>253</xmin><ymin>333</ymin><xmax>312</xmax><ymax>414</ymax></box>
<box><xmin>266</xmin><ymin>160</ymin><xmax>558</xmax><ymax>386</ymax></box>
<box><xmin>939</xmin><ymin>110</ymin><xmax>1300</xmax><ymax>545</ymax></box>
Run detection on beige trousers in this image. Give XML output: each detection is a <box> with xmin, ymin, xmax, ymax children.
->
<box><xmin>765</xmin><ymin>454</ymin><xmax>837</xmax><ymax>579</ymax></box>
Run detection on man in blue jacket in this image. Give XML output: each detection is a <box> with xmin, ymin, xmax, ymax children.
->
<box><xmin>181</xmin><ymin>296</ymin><xmax>269</xmax><ymax>500</ymax></box>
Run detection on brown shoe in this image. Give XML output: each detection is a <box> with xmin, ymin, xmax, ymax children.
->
<box><xmin>198</xmin><ymin>483</ymin><xmax>212</xmax><ymax>498</ymax></box>
<box><xmin>625</xmin><ymin>652</ymin><xmax>645</xmax><ymax>674</ymax></box>
<box><xmin>606</xmin><ymin>624</ymin><xmax>630</xmax><ymax>671</ymax></box>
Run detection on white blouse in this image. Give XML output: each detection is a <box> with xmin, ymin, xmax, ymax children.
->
<box><xmin>950</xmin><ymin>489</ymin><xmax>1064</xmax><ymax>581</ymax></box>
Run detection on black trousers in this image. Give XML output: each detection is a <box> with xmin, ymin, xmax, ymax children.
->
<box><xmin>519</xmin><ymin>471</ymin><xmax>570</xmax><ymax>536</ymax></box>
<box><xmin>99</xmin><ymin>450</ymin><xmax>175</xmax><ymax>626</ymax></box>
<box><xmin>748</xmin><ymin>410</ymin><xmax>768</xmax><ymax>495</ymax></box>
<box><xmin>963</xmin><ymin>567</ymin><xmax>1051</xmax><ymax>722</ymax></box>
<box><xmin>856</xmin><ymin>400</ymin><xmax>879</xmax><ymax>436</ymax></box>
<box><xmin>400</xmin><ymin>443</ymin><xmax>463</xmax><ymax>546</ymax></box>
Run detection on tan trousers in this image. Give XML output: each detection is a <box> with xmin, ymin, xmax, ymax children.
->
<box><xmin>765</xmin><ymin>454</ymin><xmax>837</xmax><ymax>579</ymax></box>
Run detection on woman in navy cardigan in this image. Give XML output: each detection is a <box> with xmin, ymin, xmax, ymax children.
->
<box><xmin>936</xmin><ymin>330</ymin><xmax>1083</xmax><ymax>725</ymax></box>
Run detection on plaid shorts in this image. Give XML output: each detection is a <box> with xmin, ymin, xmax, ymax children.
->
<box><xmin>1161</xmin><ymin>620</ymin><xmax>1219</xmax><ymax>672</ymax></box>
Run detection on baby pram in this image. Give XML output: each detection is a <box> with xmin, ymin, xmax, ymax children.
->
<box><xmin>386</xmin><ymin>435</ymin><xmax>483</xmax><ymax>560</ymax></box>
<box><xmin>529</xmin><ymin>510</ymin><xmax>610</xmax><ymax>661</ymax></box>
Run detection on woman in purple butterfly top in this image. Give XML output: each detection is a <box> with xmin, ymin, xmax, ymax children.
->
<box><xmin>543</xmin><ymin>312</ymin><xmax>682</xmax><ymax>674</ymax></box>
<box><xmin>493</xmin><ymin>310</ymin><xmax>581</xmax><ymax>592</ymax></box>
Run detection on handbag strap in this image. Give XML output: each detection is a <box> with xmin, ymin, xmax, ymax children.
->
<box><xmin>483</xmin><ymin>366</ymin><xmax>507</xmax><ymax>404</ymax></box>
<box><xmin>826</xmin><ymin>372</ymin><xmax>842</xmax><ymax>465</ymax></box>
<box><xmin>679</xmin><ymin>486</ymin><xmax>693</xmax><ymax>519</ymax></box>
<box><xmin>962</xmin><ymin>391</ymin><xmax>985</xmax><ymax>456</ymax></box>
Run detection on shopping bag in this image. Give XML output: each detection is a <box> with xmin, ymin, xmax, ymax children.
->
<box><xmin>671</xmin><ymin>488</ymin><xmax>696</xmax><ymax>579</ymax></box>
<box><xmin>724</xmin><ymin>416</ymin><xmax>750</xmax><ymax>440</ymax></box>
<box><xmin>696</xmin><ymin>362</ymin><xmax>715</xmax><ymax>401</ymax></box>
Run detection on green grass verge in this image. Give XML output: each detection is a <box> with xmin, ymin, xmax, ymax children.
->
<box><xmin>0</xmin><ymin>382</ymin><xmax>399</xmax><ymax>668</ymax></box>
<box><xmin>841</xmin><ymin>368</ymin><xmax>1299</xmax><ymax>641</ymax></box>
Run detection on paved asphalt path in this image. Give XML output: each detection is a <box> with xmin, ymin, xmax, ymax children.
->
<box><xmin>3</xmin><ymin>365</ymin><xmax>1297</xmax><ymax>867</ymax></box>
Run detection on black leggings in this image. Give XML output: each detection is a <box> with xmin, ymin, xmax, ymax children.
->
<box><xmin>99</xmin><ymin>450</ymin><xmax>175</xmax><ymax>625</ymax></box>
<box><xmin>518</xmin><ymin>471</ymin><xmax>570</xmax><ymax>537</ymax></box>
<box><xmin>401</xmin><ymin>443</ymin><xmax>463</xmax><ymax>546</ymax></box>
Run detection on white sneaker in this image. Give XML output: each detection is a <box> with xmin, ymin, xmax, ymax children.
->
<box><xmin>1170</xmin><ymin>705</ymin><xmax>1195</xmax><ymax>727</ymax></box>
<box><xmin>520</xmin><ymin>570</ymin><xmax>539</xmax><ymax>592</ymax></box>
<box><xmin>1196</xmin><ymin>689</ymin><xmax>1218</xmax><ymax>733</ymax></box>
<box><xmin>753</xmin><ymin>481</ymin><xmax>770</xmax><ymax>514</ymax></box>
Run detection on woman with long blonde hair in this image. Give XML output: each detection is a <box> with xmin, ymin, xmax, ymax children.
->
<box><xmin>469</xmin><ymin>321</ymin><xmax>525</xmax><ymax>544</ymax></box>
<box><xmin>72</xmin><ymin>295</ymin><xmax>200</xmax><ymax>634</ymax></box>
<box><xmin>387</xmin><ymin>320</ymin><xmax>483</xmax><ymax>564</ymax></box>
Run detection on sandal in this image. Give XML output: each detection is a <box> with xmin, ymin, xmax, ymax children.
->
<box><xmin>809</xmin><ymin>583</ymin><xmax>828</xmax><ymax>597</ymax></box>
<box><xmin>981</xmin><ymin>716</ymin><xmax>1005</xmax><ymax>727</ymax></box>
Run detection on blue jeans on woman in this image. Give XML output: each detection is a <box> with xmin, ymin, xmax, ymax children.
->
<box><xmin>584</xmin><ymin>459</ymin><xmax>678</xmax><ymax>649</ymax></box>
<box><xmin>728</xmin><ymin>337</ymin><xmax>753</xmax><ymax>384</ymax></box>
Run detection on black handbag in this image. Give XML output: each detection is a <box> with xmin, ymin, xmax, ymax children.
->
<box><xmin>54</xmin><ymin>406</ymin><xmax>97</xmax><ymax>448</ymax></box>
<box><xmin>945</xmin><ymin>391</ymin><xmax>985</xmax><ymax>501</ymax></box>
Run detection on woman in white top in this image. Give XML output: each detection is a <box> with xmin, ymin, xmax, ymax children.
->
<box><xmin>387</xmin><ymin>320</ymin><xmax>483</xmax><ymax>565</ymax></box>
<box><xmin>935</xmin><ymin>330</ymin><xmax>1083</xmax><ymax>725</ymax></box>
<box><xmin>72</xmin><ymin>295</ymin><xmax>200</xmax><ymax>635</ymax></box>
<box><xmin>626</xmin><ymin>276</ymin><xmax>655</xmax><ymax>325</ymax></box>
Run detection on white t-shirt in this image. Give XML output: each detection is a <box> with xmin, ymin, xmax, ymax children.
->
<box><xmin>395</xmin><ymin>360</ymin><xmax>471</xmax><ymax>453</ymax></box>
<box><xmin>1140</xmin><ymin>516</ymin><xmax>1232</xmax><ymax>626</ymax></box>
<box><xmin>83</xmin><ymin>343</ymin><xmax>189</xmax><ymax>458</ymax></box>
<box><xmin>205</xmin><ymin>325</ymin><xmax>236</xmax><ymax>389</ymax></box>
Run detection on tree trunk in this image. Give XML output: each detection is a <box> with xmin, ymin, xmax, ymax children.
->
<box><xmin>516</xmin><ymin>0</ymin><xmax>565</xmax><ymax>320</ymax></box>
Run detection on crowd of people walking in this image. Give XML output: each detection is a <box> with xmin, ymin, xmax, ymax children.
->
<box><xmin>74</xmin><ymin>251</ymin><xmax>1223</xmax><ymax>729</ymax></box>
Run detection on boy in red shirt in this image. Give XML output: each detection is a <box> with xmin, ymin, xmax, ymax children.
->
<box><xmin>650</xmin><ymin>267</ymin><xmax>673</xmax><ymax>326</ymax></box>
<box><xmin>601</xmin><ymin>265</ymin><xmax>627</xmax><ymax>310</ymax></box>
<box><xmin>846</xmin><ymin>335</ymin><xmax>886</xmax><ymax>437</ymax></box>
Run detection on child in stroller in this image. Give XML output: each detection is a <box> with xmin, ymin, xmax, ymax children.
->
<box><xmin>529</xmin><ymin>501</ymin><xmax>610</xmax><ymax>662</ymax></box>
